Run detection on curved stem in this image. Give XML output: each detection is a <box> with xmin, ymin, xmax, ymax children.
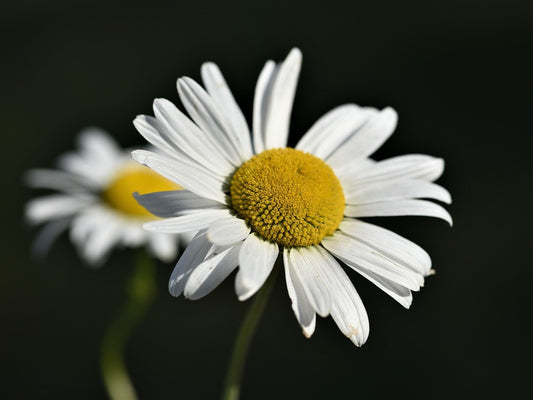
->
<box><xmin>221</xmin><ymin>264</ymin><xmax>280</xmax><ymax>400</ymax></box>
<box><xmin>100</xmin><ymin>250</ymin><xmax>156</xmax><ymax>400</ymax></box>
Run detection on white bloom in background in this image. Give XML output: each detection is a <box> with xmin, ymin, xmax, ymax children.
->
<box><xmin>25</xmin><ymin>128</ymin><xmax>184</xmax><ymax>266</ymax></box>
<box><xmin>132</xmin><ymin>48</ymin><xmax>452</xmax><ymax>346</ymax></box>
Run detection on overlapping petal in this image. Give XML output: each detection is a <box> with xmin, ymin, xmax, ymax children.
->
<box><xmin>253</xmin><ymin>48</ymin><xmax>302</xmax><ymax>152</ymax></box>
<box><xmin>235</xmin><ymin>234</ymin><xmax>278</xmax><ymax>301</ymax></box>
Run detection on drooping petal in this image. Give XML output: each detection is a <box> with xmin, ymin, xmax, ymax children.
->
<box><xmin>169</xmin><ymin>230</ymin><xmax>213</xmax><ymax>297</ymax></box>
<box><xmin>338</xmin><ymin>219</ymin><xmax>432</xmax><ymax>276</ymax></box>
<box><xmin>344</xmin><ymin>199</ymin><xmax>453</xmax><ymax>226</ymax></box>
<box><xmin>314</xmin><ymin>246</ymin><xmax>369</xmax><ymax>346</ymax></box>
<box><xmin>289</xmin><ymin>248</ymin><xmax>331</xmax><ymax>317</ymax></box>
<box><xmin>134</xmin><ymin>190</ymin><xmax>224</xmax><ymax>218</ymax></box>
<box><xmin>201</xmin><ymin>62</ymin><xmax>253</xmax><ymax>160</ymax></box>
<box><xmin>143</xmin><ymin>209</ymin><xmax>230</xmax><ymax>234</ymax></box>
<box><xmin>207</xmin><ymin>216</ymin><xmax>250</xmax><ymax>246</ymax></box>
<box><xmin>283</xmin><ymin>249</ymin><xmax>316</xmax><ymax>338</ymax></box>
<box><xmin>235</xmin><ymin>234</ymin><xmax>279</xmax><ymax>301</ymax></box>
<box><xmin>350</xmin><ymin>266</ymin><xmax>413</xmax><ymax>308</ymax></box>
<box><xmin>322</xmin><ymin>232</ymin><xmax>423</xmax><ymax>291</ymax></box>
<box><xmin>321</xmin><ymin>228</ymin><xmax>415</xmax><ymax>309</ymax></box>
<box><xmin>131</xmin><ymin>150</ymin><xmax>226</xmax><ymax>203</ymax></box>
<box><xmin>184</xmin><ymin>244</ymin><xmax>241</xmax><ymax>300</ymax></box>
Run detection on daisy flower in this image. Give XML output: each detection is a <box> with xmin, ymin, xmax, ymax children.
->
<box><xmin>132</xmin><ymin>48</ymin><xmax>452</xmax><ymax>346</ymax></box>
<box><xmin>25</xmin><ymin>128</ymin><xmax>183</xmax><ymax>266</ymax></box>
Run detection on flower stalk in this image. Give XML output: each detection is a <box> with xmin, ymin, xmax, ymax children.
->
<box><xmin>100</xmin><ymin>250</ymin><xmax>156</xmax><ymax>400</ymax></box>
<box><xmin>221</xmin><ymin>263</ymin><xmax>280</xmax><ymax>400</ymax></box>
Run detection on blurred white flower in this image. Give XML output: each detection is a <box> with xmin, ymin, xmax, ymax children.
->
<box><xmin>133</xmin><ymin>48</ymin><xmax>452</xmax><ymax>345</ymax></box>
<box><xmin>25</xmin><ymin>128</ymin><xmax>186</xmax><ymax>266</ymax></box>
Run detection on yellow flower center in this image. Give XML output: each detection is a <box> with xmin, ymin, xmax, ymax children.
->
<box><xmin>103</xmin><ymin>164</ymin><xmax>180</xmax><ymax>217</ymax></box>
<box><xmin>230</xmin><ymin>148</ymin><xmax>345</xmax><ymax>247</ymax></box>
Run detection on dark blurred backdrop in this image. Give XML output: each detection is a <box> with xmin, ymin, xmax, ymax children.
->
<box><xmin>2</xmin><ymin>0</ymin><xmax>532</xmax><ymax>399</ymax></box>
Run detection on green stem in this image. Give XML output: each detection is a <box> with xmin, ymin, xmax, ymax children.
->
<box><xmin>100</xmin><ymin>250</ymin><xmax>156</xmax><ymax>400</ymax></box>
<box><xmin>221</xmin><ymin>264</ymin><xmax>279</xmax><ymax>400</ymax></box>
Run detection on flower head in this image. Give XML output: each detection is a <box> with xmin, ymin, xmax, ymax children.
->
<box><xmin>133</xmin><ymin>48</ymin><xmax>452</xmax><ymax>345</ymax></box>
<box><xmin>25</xmin><ymin>128</ymin><xmax>185</xmax><ymax>266</ymax></box>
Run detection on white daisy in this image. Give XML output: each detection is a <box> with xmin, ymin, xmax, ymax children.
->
<box><xmin>25</xmin><ymin>128</ymin><xmax>185</xmax><ymax>266</ymax></box>
<box><xmin>132</xmin><ymin>48</ymin><xmax>452</xmax><ymax>346</ymax></box>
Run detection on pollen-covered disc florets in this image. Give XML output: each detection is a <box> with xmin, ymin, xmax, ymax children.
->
<box><xmin>230</xmin><ymin>148</ymin><xmax>345</xmax><ymax>247</ymax></box>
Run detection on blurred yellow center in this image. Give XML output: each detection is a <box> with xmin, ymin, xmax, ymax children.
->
<box><xmin>230</xmin><ymin>148</ymin><xmax>345</xmax><ymax>247</ymax></box>
<box><xmin>103</xmin><ymin>164</ymin><xmax>180</xmax><ymax>217</ymax></box>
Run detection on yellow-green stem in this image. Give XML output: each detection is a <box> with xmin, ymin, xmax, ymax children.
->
<box><xmin>221</xmin><ymin>263</ymin><xmax>279</xmax><ymax>400</ymax></box>
<box><xmin>100</xmin><ymin>250</ymin><xmax>156</xmax><ymax>400</ymax></box>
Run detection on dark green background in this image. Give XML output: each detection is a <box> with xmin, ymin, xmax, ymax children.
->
<box><xmin>3</xmin><ymin>1</ymin><xmax>531</xmax><ymax>398</ymax></box>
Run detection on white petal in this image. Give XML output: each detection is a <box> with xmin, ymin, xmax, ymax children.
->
<box><xmin>134</xmin><ymin>190</ymin><xmax>224</xmax><ymax>218</ymax></box>
<box><xmin>344</xmin><ymin>199</ymin><xmax>453</xmax><ymax>226</ymax></box>
<box><xmin>283</xmin><ymin>249</ymin><xmax>316</xmax><ymax>338</ymax></box>
<box><xmin>351</xmin><ymin>266</ymin><xmax>413</xmax><ymax>308</ymax></box>
<box><xmin>79</xmin><ymin>216</ymin><xmax>122</xmax><ymax>266</ymax></box>
<box><xmin>339</xmin><ymin>219</ymin><xmax>431</xmax><ymax>275</ymax></box>
<box><xmin>179</xmin><ymin>230</ymin><xmax>197</xmax><ymax>247</ymax></box>
<box><xmin>30</xmin><ymin>218</ymin><xmax>71</xmax><ymax>257</ymax></box>
<box><xmin>143</xmin><ymin>209</ymin><xmax>230</xmax><ymax>234</ymax></box>
<box><xmin>169</xmin><ymin>230</ymin><xmax>213</xmax><ymax>297</ymax></box>
<box><xmin>26</xmin><ymin>195</ymin><xmax>91</xmax><ymax>224</ymax></box>
<box><xmin>333</xmin><ymin>158</ymin><xmax>376</xmax><ymax>186</ymax></box>
<box><xmin>177</xmin><ymin>78</ymin><xmax>244</xmax><ymax>165</ymax></box>
<box><xmin>252</xmin><ymin>60</ymin><xmax>276</xmax><ymax>154</ymax></box>
<box><xmin>314</xmin><ymin>246</ymin><xmax>369</xmax><ymax>346</ymax></box>
<box><xmin>345</xmin><ymin>179</ymin><xmax>452</xmax><ymax>205</ymax></box>
<box><xmin>24</xmin><ymin>169</ymin><xmax>89</xmax><ymax>193</ymax></box>
<box><xmin>263</xmin><ymin>48</ymin><xmax>302</xmax><ymax>150</ymax></box>
<box><xmin>340</xmin><ymin>154</ymin><xmax>445</xmax><ymax>184</ymax></box>
<box><xmin>117</xmin><ymin>221</ymin><xmax>145</xmax><ymax>247</ymax></box>
<box><xmin>57</xmin><ymin>152</ymin><xmax>114</xmax><ymax>187</ymax></box>
<box><xmin>296</xmin><ymin>104</ymin><xmax>377</xmax><ymax>159</ymax></box>
<box><xmin>326</xmin><ymin>107</ymin><xmax>398</xmax><ymax>169</ymax></box>
<box><xmin>131</xmin><ymin>150</ymin><xmax>226</xmax><ymax>203</ymax></box>
<box><xmin>201</xmin><ymin>62</ymin><xmax>253</xmax><ymax>160</ymax></box>
<box><xmin>152</xmin><ymin>98</ymin><xmax>235</xmax><ymax>175</ymax></box>
<box><xmin>57</xmin><ymin>129</ymin><xmax>122</xmax><ymax>185</ymax></box>
<box><xmin>133</xmin><ymin>114</ymin><xmax>182</xmax><ymax>157</ymax></box>
<box><xmin>235</xmin><ymin>234</ymin><xmax>278</xmax><ymax>301</ymax></box>
<box><xmin>147</xmin><ymin>232</ymin><xmax>178</xmax><ymax>262</ymax></box>
<box><xmin>69</xmin><ymin>207</ymin><xmax>98</xmax><ymax>245</ymax></box>
<box><xmin>207</xmin><ymin>216</ymin><xmax>250</xmax><ymax>246</ymax></box>
<box><xmin>184</xmin><ymin>244</ymin><xmax>241</xmax><ymax>300</ymax></box>
<box><xmin>288</xmin><ymin>248</ymin><xmax>331</xmax><ymax>317</ymax></box>
<box><xmin>77</xmin><ymin>128</ymin><xmax>121</xmax><ymax>163</ymax></box>
<box><xmin>322</xmin><ymin>232</ymin><xmax>423</xmax><ymax>291</ymax></box>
